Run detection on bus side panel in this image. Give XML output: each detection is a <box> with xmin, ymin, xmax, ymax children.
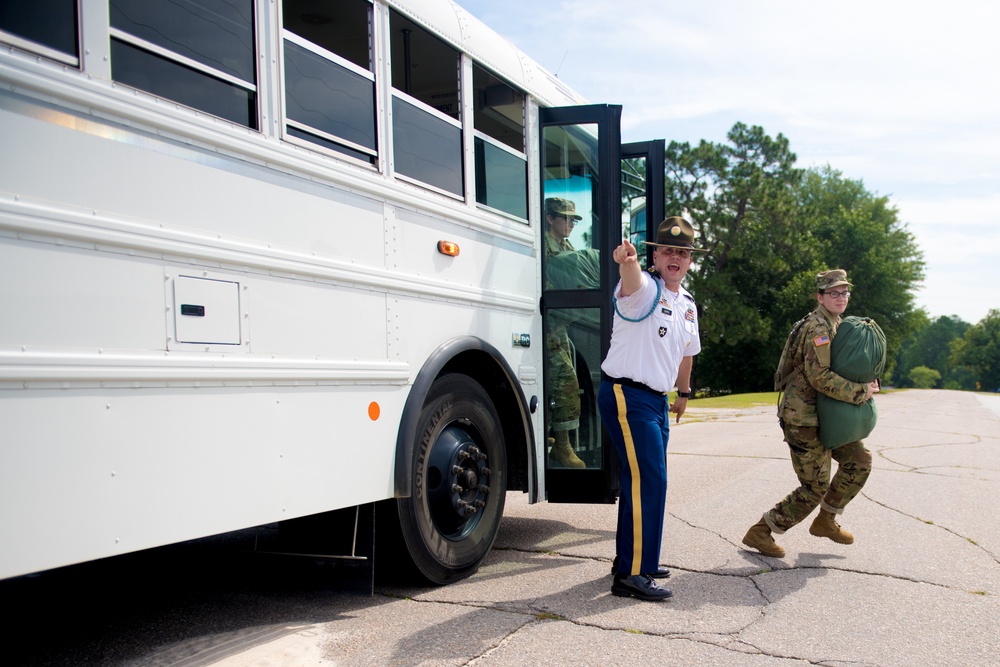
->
<box><xmin>0</xmin><ymin>383</ymin><xmax>404</xmax><ymax>580</ymax></box>
<box><xmin>386</xmin><ymin>205</ymin><xmax>544</xmax><ymax>495</ymax></box>
<box><xmin>0</xmin><ymin>96</ymin><xmax>415</xmax><ymax>579</ymax></box>
<box><xmin>0</xmin><ymin>238</ymin><xmax>166</xmax><ymax>351</ymax></box>
<box><xmin>0</xmin><ymin>97</ymin><xmax>387</xmax><ymax>270</ymax></box>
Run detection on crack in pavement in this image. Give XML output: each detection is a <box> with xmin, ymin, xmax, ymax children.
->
<box><xmin>470</xmin><ymin>540</ymin><xmax>977</xmax><ymax>667</ymax></box>
<box><xmin>399</xmin><ymin>580</ymin><xmax>848</xmax><ymax>667</ymax></box>
<box><xmin>670</xmin><ymin>505</ymin><xmax>997</xmax><ymax>593</ymax></box>
<box><xmin>861</xmin><ymin>491</ymin><xmax>1000</xmax><ymax>567</ymax></box>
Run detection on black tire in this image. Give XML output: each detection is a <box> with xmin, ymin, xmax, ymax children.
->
<box><xmin>396</xmin><ymin>374</ymin><xmax>507</xmax><ymax>584</ymax></box>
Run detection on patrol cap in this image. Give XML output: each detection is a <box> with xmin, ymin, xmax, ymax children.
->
<box><xmin>817</xmin><ymin>269</ymin><xmax>852</xmax><ymax>291</ymax></box>
<box><xmin>545</xmin><ymin>197</ymin><xmax>582</xmax><ymax>220</ymax></box>
<box><xmin>643</xmin><ymin>216</ymin><xmax>707</xmax><ymax>252</ymax></box>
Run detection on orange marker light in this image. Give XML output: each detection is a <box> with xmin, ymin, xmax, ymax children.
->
<box><xmin>368</xmin><ymin>402</ymin><xmax>380</xmax><ymax>421</ymax></box>
<box><xmin>437</xmin><ymin>240</ymin><xmax>460</xmax><ymax>257</ymax></box>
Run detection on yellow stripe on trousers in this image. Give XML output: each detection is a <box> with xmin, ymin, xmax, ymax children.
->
<box><xmin>613</xmin><ymin>383</ymin><xmax>643</xmax><ymax>576</ymax></box>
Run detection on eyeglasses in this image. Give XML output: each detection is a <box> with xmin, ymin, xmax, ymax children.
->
<box><xmin>824</xmin><ymin>290</ymin><xmax>851</xmax><ymax>299</ymax></box>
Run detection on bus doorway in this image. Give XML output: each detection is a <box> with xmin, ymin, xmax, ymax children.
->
<box><xmin>539</xmin><ymin>105</ymin><xmax>665</xmax><ymax>503</ymax></box>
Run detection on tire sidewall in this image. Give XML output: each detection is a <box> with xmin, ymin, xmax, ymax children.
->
<box><xmin>399</xmin><ymin>375</ymin><xmax>507</xmax><ymax>584</ymax></box>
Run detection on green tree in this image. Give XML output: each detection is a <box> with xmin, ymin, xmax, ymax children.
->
<box><xmin>662</xmin><ymin>123</ymin><xmax>925</xmax><ymax>394</ymax></box>
<box><xmin>896</xmin><ymin>315</ymin><xmax>972</xmax><ymax>389</ymax></box>
<box><xmin>908</xmin><ymin>365</ymin><xmax>941</xmax><ymax>389</ymax></box>
<box><xmin>951</xmin><ymin>309</ymin><xmax>1000</xmax><ymax>391</ymax></box>
<box><xmin>799</xmin><ymin>166</ymin><xmax>925</xmax><ymax>383</ymax></box>
<box><xmin>664</xmin><ymin>123</ymin><xmax>807</xmax><ymax>392</ymax></box>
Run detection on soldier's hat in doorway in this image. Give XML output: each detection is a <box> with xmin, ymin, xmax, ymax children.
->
<box><xmin>544</xmin><ymin>197</ymin><xmax>582</xmax><ymax>220</ymax></box>
<box><xmin>642</xmin><ymin>216</ymin><xmax>707</xmax><ymax>252</ymax></box>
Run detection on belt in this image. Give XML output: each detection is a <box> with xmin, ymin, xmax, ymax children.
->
<box><xmin>602</xmin><ymin>374</ymin><xmax>667</xmax><ymax>396</ymax></box>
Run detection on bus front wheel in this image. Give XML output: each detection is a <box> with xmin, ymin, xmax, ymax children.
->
<box><xmin>397</xmin><ymin>374</ymin><xmax>507</xmax><ymax>584</ymax></box>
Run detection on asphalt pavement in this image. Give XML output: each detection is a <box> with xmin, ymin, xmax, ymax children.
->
<box><xmin>7</xmin><ymin>389</ymin><xmax>999</xmax><ymax>666</ymax></box>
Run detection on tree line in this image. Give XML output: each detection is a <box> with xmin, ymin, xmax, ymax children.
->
<box><xmin>895</xmin><ymin>311</ymin><xmax>1000</xmax><ymax>392</ymax></box>
<box><xmin>658</xmin><ymin>122</ymin><xmax>997</xmax><ymax>394</ymax></box>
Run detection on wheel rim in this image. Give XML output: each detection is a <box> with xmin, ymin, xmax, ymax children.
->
<box><xmin>425</xmin><ymin>420</ymin><xmax>492</xmax><ymax>540</ymax></box>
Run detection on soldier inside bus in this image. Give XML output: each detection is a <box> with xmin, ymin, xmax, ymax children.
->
<box><xmin>543</xmin><ymin>197</ymin><xmax>586</xmax><ymax>467</ymax></box>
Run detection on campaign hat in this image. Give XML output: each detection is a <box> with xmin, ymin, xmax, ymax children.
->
<box><xmin>642</xmin><ymin>216</ymin><xmax>707</xmax><ymax>252</ymax></box>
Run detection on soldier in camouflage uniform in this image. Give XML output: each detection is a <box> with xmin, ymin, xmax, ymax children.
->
<box><xmin>543</xmin><ymin>197</ymin><xmax>585</xmax><ymax>468</ymax></box>
<box><xmin>742</xmin><ymin>269</ymin><xmax>880</xmax><ymax>558</ymax></box>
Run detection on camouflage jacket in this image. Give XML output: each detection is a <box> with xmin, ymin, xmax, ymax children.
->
<box><xmin>776</xmin><ymin>304</ymin><xmax>870</xmax><ymax>426</ymax></box>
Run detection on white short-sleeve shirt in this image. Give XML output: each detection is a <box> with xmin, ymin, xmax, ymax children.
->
<box><xmin>600</xmin><ymin>271</ymin><xmax>701</xmax><ymax>394</ymax></box>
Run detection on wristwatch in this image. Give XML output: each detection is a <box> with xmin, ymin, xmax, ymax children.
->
<box><xmin>677</xmin><ymin>390</ymin><xmax>692</xmax><ymax>398</ymax></box>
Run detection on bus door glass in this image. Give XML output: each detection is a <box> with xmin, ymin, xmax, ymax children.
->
<box><xmin>622</xmin><ymin>140</ymin><xmax>666</xmax><ymax>269</ymax></box>
<box><xmin>539</xmin><ymin>105</ymin><xmax>621</xmax><ymax>503</ymax></box>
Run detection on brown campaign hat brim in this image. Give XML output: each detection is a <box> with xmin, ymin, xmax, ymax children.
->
<box><xmin>642</xmin><ymin>240</ymin><xmax>709</xmax><ymax>252</ymax></box>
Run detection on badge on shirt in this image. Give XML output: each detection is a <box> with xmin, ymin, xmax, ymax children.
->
<box><xmin>684</xmin><ymin>307</ymin><xmax>696</xmax><ymax>323</ymax></box>
<box><xmin>813</xmin><ymin>335</ymin><xmax>830</xmax><ymax>346</ymax></box>
<box><xmin>658</xmin><ymin>326</ymin><xmax>667</xmax><ymax>337</ymax></box>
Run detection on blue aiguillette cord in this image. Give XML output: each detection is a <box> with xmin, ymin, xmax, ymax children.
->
<box><xmin>613</xmin><ymin>278</ymin><xmax>661</xmax><ymax>323</ymax></box>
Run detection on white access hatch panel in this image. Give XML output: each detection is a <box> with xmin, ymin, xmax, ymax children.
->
<box><xmin>173</xmin><ymin>276</ymin><xmax>241</xmax><ymax>345</ymax></box>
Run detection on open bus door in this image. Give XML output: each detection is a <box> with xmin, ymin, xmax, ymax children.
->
<box><xmin>539</xmin><ymin>104</ymin><xmax>665</xmax><ymax>503</ymax></box>
<box><xmin>622</xmin><ymin>140</ymin><xmax>666</xmax><ymax>267</ymax></box>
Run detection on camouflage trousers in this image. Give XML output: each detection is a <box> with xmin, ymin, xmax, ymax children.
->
<box><xmin>764</xmin><ymin>422</ymin><xmax>872</xmax><ymax>534</ymax></box>
<box><xmin>546</xmin><ymin>327</ymin><xmax>580</xmax><ymax>431</ymax></box>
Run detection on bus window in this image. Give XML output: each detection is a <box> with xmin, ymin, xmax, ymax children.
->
<box><xmin>0</xmin><ymin>0</ymin><xmax>78</xmax><ymax>66</ymax></box>
<box><xmin>473</xmin><ymin>65</ymin><xmax>524</xmax><ymax>151</ymax></box>
<box><xmin>473</xmin><ymin>65</ymin><xmax>527</xmax><ymax>219</ymax></box>
<box><xmin>283</xmin><ymin>0</ymin><xmax>371</xmax><ymax>71</ymax></box>
<box><xmin>109</xmin><ymin>0</ymin><xmax>257</xmax><ymax>128</ymax></box>
<box><xmin>389</xmin><ymin>9</ymin><xmax>463</xmax><ymax>197</ymax></box>
<box><xmin>282</xmin><ymin>0</ymin><xmax>377</xmax><ymax>163</ymax></box>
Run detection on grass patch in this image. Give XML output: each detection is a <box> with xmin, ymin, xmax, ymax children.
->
<box><xmin>537</xmin><ymin>612</ymin><xmax>567</xmax><ymax>621</ymax></box>
<box><xmin>679</xmin><ymin>392</ymin><xmax>779</xmax><ymax>409</ymax></box>
<box><xmin>624</xmin><ymin>628</ymin><xmax>644</xmax><ymax>635</ymax></box>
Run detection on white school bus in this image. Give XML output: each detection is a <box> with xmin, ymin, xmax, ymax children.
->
<box><xmin>0</xmin><ymin>0</ymin><xmax>665</xmax><ymax>587</ymax></box>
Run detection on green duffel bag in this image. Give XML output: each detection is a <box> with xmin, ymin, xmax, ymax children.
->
<box><xmin>817</xmin><ymin>316</ymin><xmax>886</xmax><ymax>449</ymax></box>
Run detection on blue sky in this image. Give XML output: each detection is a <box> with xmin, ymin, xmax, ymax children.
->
<box><xmin>456</xmin><ymin>0</ymin><xmax>999</xmax><ymax>325</ymax></box>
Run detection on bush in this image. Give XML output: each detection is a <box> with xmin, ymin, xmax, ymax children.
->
<box><xmin>908</xmin><ymin>365</ymin><xmax>941</xmax><ymax>389</ymax></box>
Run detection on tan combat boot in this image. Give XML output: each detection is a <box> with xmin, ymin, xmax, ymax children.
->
<box><xmin>742</xmin><ymin>518</ymin><xmax>786</xmax><ymax>558</ymax></box>
<box><xmin>809</xmin><ymin>509</ymin><xmax>854</xmax><ymax>544</ymax></box>
<box><xmin>549</xmin><ymin>431</ymin><xmax>585</xmax><ymax>468</ymax></box>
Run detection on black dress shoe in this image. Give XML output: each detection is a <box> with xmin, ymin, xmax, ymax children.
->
<box><xmin>611</xmin><ymin>555</ymin><xmax>670</xmax><ymax>578</ymax></box>
<box><xmin>611</xmin><ymin>573</ymin><xmax>673</xmax><ymax>601</ymax></box>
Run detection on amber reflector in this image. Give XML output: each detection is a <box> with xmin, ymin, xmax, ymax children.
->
<box><xmin>437</xmin><ymin>240</ymin><xmax>460</xmax><ymax>256</ymax></box>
